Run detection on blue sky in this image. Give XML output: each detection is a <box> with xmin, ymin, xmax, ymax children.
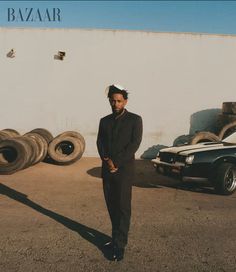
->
<box><xmin>0</xmin><ymin>1</ymin><xmax>236</xmax><ymax>35</ymax></box>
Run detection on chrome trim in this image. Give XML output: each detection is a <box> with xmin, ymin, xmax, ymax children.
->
<box><xmin>151</xmin><ymin>157</ymin><xmax>185</xmax><ymax>167</ymax></box>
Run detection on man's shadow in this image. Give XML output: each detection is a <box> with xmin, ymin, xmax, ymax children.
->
<box><xmin>87</xmin><ymin>162</ymin><xmax>215</xmax><ymax>194</ymax></box>
<box><xmin>0</xmin><ymin>183</ymin><xmax>113</xmax><ymax>260</ymax></box>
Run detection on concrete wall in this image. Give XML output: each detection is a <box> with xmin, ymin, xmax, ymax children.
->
<box><xmin>0</xmin><ymin>27</ymin><xmax>236</xmax><ymax>157</ymax></box>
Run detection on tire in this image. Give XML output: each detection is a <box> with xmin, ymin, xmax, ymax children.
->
<box><xmin>218</xmin><ymin>121</ymin><xmax>236</xmax><ymax>140</ymax></box>
<box><xmin>216</xmin><ymin>114</ymin><xmax>236</xmax><ymax>132</ymax></box>
<box><xmin>48</xmin><ymin>136</ymin><xmax>83</xmax><ymax>165</ymax></box>
<box><xmin>222</xmin><ymin>102</ymin><xmax>236</xmax><ymax>115</ymax></box>
<box><xmin>24</xmin><ymin>132</ymin><xmax>48</xmax><ymax>163</ymax></box>
<box><xmin>56</xmin><ymin>131</ymin><xmax>86</xmax><ymax>152</ymax></box>
<box><xmin>12</xmin><ymin>137</ymin><xmax>37</xmax><ymax>168</ymax></box>
<box><xmin>189</xmin><ymin>132</ymin><xmax>219</xmax><ymax>145</ymax></box>
<box><xmin>21</xmin><ymin>136</ymin><xmax>39</xmax><ymax>166</ymax></box>
<box><xmin>0</xmin><ymin>131</ymin><xmax>10</xmax><ymax>142</ymax></box>
<box><xmin>214</xmin><ymin>163</ymin><xmax>236</xmax><ymax>195</ymax></box>
<box><xmin>29</xmin><ymin>128</ymin><xmax>53</xmax><ymax>144</ymax></box>
<box><xmin>0</xmin><ymin>138</ymin><xmax>30</xmax><ymax>174</ymax></box>
<box><xmin>1</xmin><ymin>129</ymin><xmax>20</xmax><ymax>138</ymax></box>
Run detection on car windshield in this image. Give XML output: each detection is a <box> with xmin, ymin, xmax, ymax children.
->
<box><xmin>222</xmin><ymin>131</ymin><xmax>236</xmax><ymax>144</ymax></box>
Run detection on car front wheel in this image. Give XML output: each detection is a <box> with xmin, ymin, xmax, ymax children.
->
<box><xmin>215</xmin><ymin>163</ymin><xmax>236</xmax><ymax>195</ymax></box>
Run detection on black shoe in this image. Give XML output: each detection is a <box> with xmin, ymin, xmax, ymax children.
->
<box><xmin>112</xmin><ymin>246</ymin><xmax>125</xmax><ymax>262</ymax></box>
<box><xmin>103</xmin><ymin>241</ymin><xmax>113</xmax><ymax>250</ymax></box>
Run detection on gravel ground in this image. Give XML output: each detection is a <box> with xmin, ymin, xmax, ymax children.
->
<box><xmin>0</xmin><ymin>158</ymin><xmax>236</xmax><ymax>272</ymax></box>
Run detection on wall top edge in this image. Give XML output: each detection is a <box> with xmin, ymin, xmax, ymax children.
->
<box><xmin>0</xmin><ymin>26</ymin><xmax>236</xmax><ymax>38</ymax></box>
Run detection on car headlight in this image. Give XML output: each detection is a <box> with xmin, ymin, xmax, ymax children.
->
<box><xmin>185</xmin><ymin>155</ymin><xmax>194</xmax><ymax>164</ymax></box>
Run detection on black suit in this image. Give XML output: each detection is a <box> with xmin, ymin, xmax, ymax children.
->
<box><xmin>97</xmin><ymin>109</ymin><xmax>143</xmax><ymax>248</ymax></box>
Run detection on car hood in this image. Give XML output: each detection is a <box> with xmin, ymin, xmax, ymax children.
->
<box><xmin>160</xmin><ymin>142</ymin><xmax>236</xmax><ymax>156</ymax></box>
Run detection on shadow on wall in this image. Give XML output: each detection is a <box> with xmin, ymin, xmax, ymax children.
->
<box><xmin>141</xmin><ymin>108</ymin><xmax>221</xmax><ymax>159</ymax></box>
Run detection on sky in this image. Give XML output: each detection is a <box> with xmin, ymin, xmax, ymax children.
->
<box><xmin>0</xmin><ymin>1</ymin><xmax>236</xmax><ymax>35</ymax></box>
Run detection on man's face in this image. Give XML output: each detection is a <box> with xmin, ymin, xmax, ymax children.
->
<box><xmin>109</xmin><ymin>93</ymin><xmax>127</xmax><ymax>114</ymax></box>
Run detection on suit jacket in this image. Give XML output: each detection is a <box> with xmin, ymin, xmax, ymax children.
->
<box><xmin>97</xmin><ymin>109</ymin><xmax>143</xmax><ymax>172</ymax></box>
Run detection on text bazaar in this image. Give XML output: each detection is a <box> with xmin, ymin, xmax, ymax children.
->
<box><xmin>7</xmin><ymin>8</ymin><xmax>61</xmax><ymax>22</ymax></box>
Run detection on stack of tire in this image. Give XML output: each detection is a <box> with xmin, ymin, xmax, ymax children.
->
<box><xmin>0</xmin><ymin>128</ymin><xmax>49</xmax><ymax>175</ymax></box>
<box><xmin>0</xmin><ymin>128</ymin><xmax>85</xmax><ymax>175</ymax></box>
<box><xmin>183</xmin><ymin>102</ymin><xmax>236</xmax><ymax>145</ymax></box>
<box><xmin>215</xmin><ymin>102</ymin><xmax>236</xmax><ymax>140</ymax></box>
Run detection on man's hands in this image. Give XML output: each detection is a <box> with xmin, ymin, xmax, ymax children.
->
<box><xmin>104</xmin><ymin>158</ymin><xmax>118</xmax><ymax>173</ymax></box>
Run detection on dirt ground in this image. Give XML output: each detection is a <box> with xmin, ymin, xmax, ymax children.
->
<box><xmin>0</xmin><ymin>157</ymin><xmax>236</xmax><ymax>272</ymax></box>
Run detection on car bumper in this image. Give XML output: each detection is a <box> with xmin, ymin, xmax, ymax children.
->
<box><xmin>151</xmin><ymin>157</ymin><xmax>210</xmax><ymax>179</ymax></box>
<box><xmin>152</xmin><ymin>158</ymin><xmax>184</xmax><ymax>175</ymax></box>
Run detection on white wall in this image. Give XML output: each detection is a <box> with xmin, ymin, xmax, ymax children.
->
<box><xmin>0</xmin><ymin>27</ymin><xmax>236</xmax><ymax>157</ymax></box>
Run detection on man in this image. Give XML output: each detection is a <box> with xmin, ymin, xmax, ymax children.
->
<box><xmin>97</xmin><ymin>84</ymin><xmax>143</xmax><ymax>261</ymax></box>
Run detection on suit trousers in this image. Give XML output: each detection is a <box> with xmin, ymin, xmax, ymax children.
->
<box><xmin>102</xmin><ymin>166</ymin><xmax>133</xmax><ymax>249</ymax></box>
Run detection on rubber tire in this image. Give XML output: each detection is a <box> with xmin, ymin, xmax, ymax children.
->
<box><xmin>21</xmin><ymin>136</ymin><xmax>39</xmax><ymax>166</ymax></box>
<box><xmin>11</xmin><ymin>136</ymin><xmax>37</xmax><ymax>168</ymax></box>
<box><xmin>24</xmin><ymin>133</ymin><xmax>48</xmax><ymax>163</ymax></box>
<box><xmin>29</xmin><ymin>128</ymin><xmax>53</xmax><ymax>145</ymax></box>
<box><xmin>189</xmin><ymin>132</ymin><xmax>219</xmax><ymax>145</ymax></box>
<box><xmin>48</xmin><ymin>136</ymin><xmax>83</xmax><ymax>165</ymax></box>
<box><xmin>1</xmin><ymin>129</ymin><xmax>20</xmax><ymax>138</ymax></box>
<box><xmin>0</xmin><ymin>138</ymin><xmax>30</xmax><ymax>174</ymax></box>
<box><xmin>216</xmin><ymin>114</ymin><xmax>236</xmax><ymax>132</ymax></box>
<box><xmin>222</xmin><ymin>102</ymin><xmax>236</xmax><ymax>115</ymax></box>
<box><xmin>56</xmin><ymin>131</ymin><xmax>85</xmax><ymax>153</ymax></box>
<box><xmin>0</xmin><ymin>131</ymin><xmax>10</xmax><ymax>142</ymax></box>
<box><xmin>214</xmin><ymin>163</ymin><xmax>236</xmax><ymax>195</ymax></box>
<box><xmin>218</xmin><ymin>121</ymin><xmax>236</xmax><ymax>140</ymax></box>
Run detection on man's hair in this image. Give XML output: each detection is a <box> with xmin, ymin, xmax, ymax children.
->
<box><xmin>107</xmin><ymin>85</ymin><xmax>128</xmax><ymax>100</ymax></box>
